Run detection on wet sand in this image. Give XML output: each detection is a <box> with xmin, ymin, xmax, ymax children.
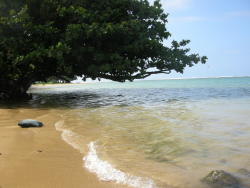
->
<box><xmin>0</xmin><ymin>108</ymin><xmax>128</xmax><ymax>188</ymax></box>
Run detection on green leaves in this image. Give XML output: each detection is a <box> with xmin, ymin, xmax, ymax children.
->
<box><xmin>0</xmin><ymin>0</ymin><xmax>207</xmax><ymax>99</ymax></box>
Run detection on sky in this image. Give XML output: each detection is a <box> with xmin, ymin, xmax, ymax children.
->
<box><xmin>75</xmin><ymin>0</ymin><xmax>250</xmax><ymax>83</ymax></box>
<box><xmin>146</xmin><ymin>0</ymin><xmax>250</xmax><ymax>79</ymax></box>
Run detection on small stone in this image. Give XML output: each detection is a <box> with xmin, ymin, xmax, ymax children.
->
<box><xmin>37</xmin><ymin>150</ymin><xmax>43</xmax><ymax>153</ymax></box>
<box><xmin>18</xmin><ymin>119</ymin><xmax>43</xmax><ymax>128</ymax></box>
<box><xmin>219</xmin><ymin>159</ymin><xmax>227</xmax><ymax>164</ymax></box>
<box><xmin>201</xmin><ymin>170</ymin><xmax>240</xmax><ymax>188</ymax></box>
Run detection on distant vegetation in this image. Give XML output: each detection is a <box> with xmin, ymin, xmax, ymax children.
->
<box><xmin>34</xmin><ymin>76</ymin><xmax>71</xmax><ymax>85</ymax></box>
<box><xmin>0</xmin><ymin>0</ymin><xmax>207</xmax><ymax>100</ymax></box>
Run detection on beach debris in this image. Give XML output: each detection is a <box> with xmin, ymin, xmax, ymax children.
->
<box><xmin>238</xmin><ymin>168</ymin><xmax>250</xmax><ymax>177</ymax></box>
<box><xmin>18</xmin><ymin>119</ymin><xmax>43</xmax><ymax>128</ymax></box>
<box><xmin>201</xmin><ymin>170</ymin><xmax>240</xmax><ymax>188</ymax></box>
<box><xmin>37</xmin><ymin>150</ymin><xmax>43</xmax><ymax>153</ymax></box>
<box><xmin>219</xmin><ymin>159</ymin><xmax>227</xmax><ymax>164</ymax></box>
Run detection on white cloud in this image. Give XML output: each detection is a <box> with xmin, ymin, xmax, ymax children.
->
<box><xmin>160</xmin><ymin>0</ymin><xmax>191</xmax><ymax>10</ymax></box>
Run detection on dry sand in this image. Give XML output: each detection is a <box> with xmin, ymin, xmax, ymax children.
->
<box><xmin>0</xmin><ymin>108</ymin><xmax>128</xmax><ymax>188</ymax></box>
<box><xmin>32</xmin><ymin>82</ymin><xmax>89</xmax><ymax>87</ymax></box>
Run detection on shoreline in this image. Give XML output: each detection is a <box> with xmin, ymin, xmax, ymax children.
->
<box><xmin>0</xmin><ymin>108</ymin><xmax>129</xmax><ymax>188</ymax></box>
<box><xmin>31</xmin><ymin>76</ymin><xmax>250</xmax><ymax>87</ymax></box>
<box><xmin>32</xmin><ymin>82</ymin><xmax>89</xmax><ymax>87</ymax></box>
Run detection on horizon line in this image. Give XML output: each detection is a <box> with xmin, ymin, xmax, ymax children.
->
<box><xmin>71</xmin><ymin>75</ymin><xmax>250</xmax><ymax>83</ymax></box>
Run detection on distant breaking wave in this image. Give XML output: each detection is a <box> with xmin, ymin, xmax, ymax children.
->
<box><xmin>55</xmin><ymin>121</ymin><xmax>158</xmax><ymax>188</ymax></box>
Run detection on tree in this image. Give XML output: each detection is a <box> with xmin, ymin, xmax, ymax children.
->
<box><xmin>0</xmin><ymin>0</ymin><xmax>207</xmax><ymax>100</ymax></box>
<box><xmin>0</xmin><ymin>0</ymin><xmax>25</xmax><ymax>16</ymax></box>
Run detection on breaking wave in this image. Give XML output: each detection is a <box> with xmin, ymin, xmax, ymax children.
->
<box><xmin>55</xmin><ymin>121</ymin><xmax>157</xmax><ymax>188</ymax></box>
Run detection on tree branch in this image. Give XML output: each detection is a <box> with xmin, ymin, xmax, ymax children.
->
<box><xmin>131</xmin><ymin>70</ymin><xmax>171</xmax><ymax>79</ymax></box>
<box><xmin>93</xmin><ymin>69</ymin><xmax>171</xmax><ymax>82</ymax></box>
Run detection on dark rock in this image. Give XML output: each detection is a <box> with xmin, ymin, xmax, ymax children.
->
<box><xmin>37</xmin><ymin>150</ymin><xmax>43</xmax><ymax>153</ymax></box>
<box><xmin>18</xmin><ymin>119</ymin><xmax>43</xmax><ymax>128</ymax></box>
<box><xmin>238</xmin><ymin>168</ymin><xmax>250</xmax><ymax>177</ymax></box>
<box><xmin>201</xmin><ymin>170</ymin><xmax>240</xmax><ymax>188</ymax></box>
<box><xmin>219</xmin><ymin>159</ymin><xmax>227</xmax><ymax>164</ymax></box>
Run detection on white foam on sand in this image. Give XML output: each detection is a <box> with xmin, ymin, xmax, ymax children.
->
<box><xmin>55</xmin><ymin>120</ymin><xmax>82</xmax><ymax>151</ymax></box>
<box><xmin>83</xmin><ymin>142</ymin><xmax>158</xmax><ymax>188</ymax></box>
<box><xmin>55</xmin><ymin>121</ymin><xmax>158</xmax><ymax>188</ymax></box>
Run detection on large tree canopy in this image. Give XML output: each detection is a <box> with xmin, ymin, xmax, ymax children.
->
<box><xmin>0</xmin><ymin>0</ymin><xmax>207</xmax><ymax>99</ymax></box>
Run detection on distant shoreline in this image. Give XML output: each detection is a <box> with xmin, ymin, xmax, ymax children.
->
<box><xmin>32</xmin><ymin>76</ymin><xmax>250</xmax><ymax>86</ymax></box>
<box><xmin>159</xmin><ymin>76</ymin><xmax>250</xmax><ymax>80</ymax></box>
<box><xmin>32</xmin><ymin>82</ymin><xmax>89</xmax><ymax>87</ymax></box>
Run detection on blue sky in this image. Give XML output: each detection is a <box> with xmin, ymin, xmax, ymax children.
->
<box><xmin>75</xmin><ymin>0</ymin><xmax>250</xmax><ymax>83</ymax></box>
<box><xmin>147</xmin><ymin>0</ymin><xmax>250</xmax><ymax>79</ymax></box>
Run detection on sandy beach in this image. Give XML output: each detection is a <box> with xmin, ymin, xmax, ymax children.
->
<box><xmin>0</xmin><ymin>108</ymin><xmax>128</xmax><ymax>188</ymax></box>
<box><xmin>32</xmin><ymin>83</ymin><xmax>87</xmax><ymax>87</ymax></box>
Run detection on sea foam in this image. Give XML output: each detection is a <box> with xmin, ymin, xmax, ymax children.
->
<box><xmin>83</xmin><ymin>142</ymin><xmax>157</xmax><ymax>188</ymax></box>
<box><xmin>55</xmin><ymin>120</ymin><xmax>157</xmax><ymax>188</ymax></box>
<box><xmin>55</xmin><ymin>120</ymin><xmax>82</xmax><ymax>151</ymax></box>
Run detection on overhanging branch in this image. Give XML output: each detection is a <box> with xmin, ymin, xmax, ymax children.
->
<box><xmin>131</xmin><ymin>69</ymin><xmax>171</xmax><ymax>79</ymax></box>
<box><xmin>92</xmin><ymin>69</ymin><xmax>171</xmax><ymax>82</ymax></box>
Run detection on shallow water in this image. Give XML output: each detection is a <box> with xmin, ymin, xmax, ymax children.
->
<box><xmin>1</xmin><ymin>77</ymin><xmax>250</xmax><ymax>188</ymax></box>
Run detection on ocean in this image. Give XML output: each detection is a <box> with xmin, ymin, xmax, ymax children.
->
<box><xmin>3</xmin><ymin>77</ymin><xmax>250</xmax><ymax>188</ymax></box>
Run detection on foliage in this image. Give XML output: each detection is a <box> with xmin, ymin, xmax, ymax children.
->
<box><xmin>0</xmin><ymin>0</ymin><xmax>207</xmax><ymax>99</ymax></box>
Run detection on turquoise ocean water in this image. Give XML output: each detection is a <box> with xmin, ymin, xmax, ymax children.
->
<box><xmin>4</xmin><ymin>77</ymin><xmax>250</xmax><ymax>188</ymax></box>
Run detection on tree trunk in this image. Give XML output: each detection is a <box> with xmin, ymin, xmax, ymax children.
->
<box><xmin>0</xmin><ymin>80</ymin><xmax>33</xmax><ymax>100</ymax></box>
